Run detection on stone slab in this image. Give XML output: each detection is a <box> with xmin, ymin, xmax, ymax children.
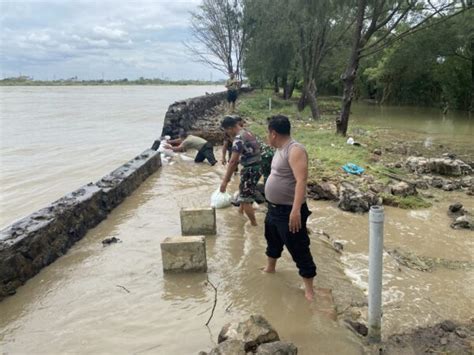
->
<box><xmin>161</xmin><ymin>236</ymin><xmax>207</xmax><ymax>273</ymax></box>
<box><xmin>180</xmin><ymin>208</ymin><xmax>216</xmax><ymax>236</ymax></box>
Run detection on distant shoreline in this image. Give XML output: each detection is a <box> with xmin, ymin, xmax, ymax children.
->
<box><xmin>0</xmin><ymin>79</ymin><xmax>225</xmax><ymax>87</ymax></box>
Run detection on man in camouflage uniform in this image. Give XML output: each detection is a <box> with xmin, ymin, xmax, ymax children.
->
<box><xmin>220</xmin><ymin>116</ymin><xmax>262</xmax><ymax>226</ymax></box>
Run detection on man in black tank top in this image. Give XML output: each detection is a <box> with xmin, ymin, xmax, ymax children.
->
<box><xmin>262</xmin><ymin>115</ymin><xmax>317</xmax><ymax>302</ymax></box>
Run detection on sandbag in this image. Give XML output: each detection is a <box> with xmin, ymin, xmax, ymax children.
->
<box><xmin>210</xmin><ymin>189</ymin><xmax>232</xmax><ymax>209</ymax></box>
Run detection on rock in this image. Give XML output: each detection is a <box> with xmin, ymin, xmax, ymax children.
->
<box><xmin>308</xmin><ymin>182</ymin><xmax>339</xmax><ymax>201</ymax></box>
<box><xmin>451</xmin><ymin>215</ymin><xmax>474</xmax><ymax>230</ymax></box>
<box><xmin>369</xmin><ymin>154</ymin><xmax>381</xmax><ymax>163</ymax></box>
<box><xmin>345</xmin><ymin>320</ymin><xmax>368</xmax><ymax>336</ymax></box>
<box><xmin>406</xmin><ymin>156</ymin><xmax>472</xmax><ymax>176</ymax></box>
<box><xmin>394</xmin><ymin>162</ymin><xmax>403</xmax><ymax>169</ymax></box>
<box><xmin>455</xmin><ymin>327</ymin><xmax>468</xmax><ymax>339</ymax></box>
<box><xmin>440</xmin><ymin>320</ymin><xmax>456</xmax><ymax>332</ymax></box>
<box><xmin>218</xmin><ymin>315</ymin><xmax>280</xmax><ymax>352</ymax></box>
<box><xmin>102</xmin><ymin>237</ymin><xmax>121</xmax><ymax>245</ymax></box>
<box><xmin>468</xmin><ymin>186</ymin><xmax>474</xmax><ymax>196</ymax></box>
<box><xmin>255</xmin><ymin>341</ymin><xmax>298</xmax><ymax>355</ymax></box>
<box><xmin>373</xmin><ymin>148</ymin><xmax>382</xmax><ymax>156</ymax></box>
<box><xmin>431</xmin><ymin>177</ymin><xmax>445</xmax><ymax>189</ymax></box>
<box><xmin>460</xmin><ymin>176</ymin><xmax>473</xmax><ymax>188</ymax></box>
<box><xmin>203</xmin><ymin>340</ymin><xmax>246</xmax><ymax>355</ymax></box>
<box><xmin>386</xmin><ymin>249</ymin><xmax>432</xmax><ymax>272</ymax></box>
<box><xmin>351</xmin><ymin>309</ymin><xmax>362</xmax><ymax>321</ymax></box>
<box><xmin>440</xmin><ymin>337</ymin><xmax>448</xmax><ymax>345</ymax></box>
<box><xmin>390</xmin><ymin>181</ymin><xmax>417</xmax><ymax>197</ymax></box>
<box><xmin>338</xmin><ymin>182</ymin><xmax>381</xmax><ymax>213</ymax></box>
<box><xmin>448</xmin><ymin>203</ymin><xmax>463</xmax><ymax>214</ymax></box>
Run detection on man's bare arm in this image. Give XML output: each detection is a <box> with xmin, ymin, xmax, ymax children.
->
<box><xmin>288</xmin><ymin>146</ymin><xmax>308</xmax><ymax>233</ymax></box>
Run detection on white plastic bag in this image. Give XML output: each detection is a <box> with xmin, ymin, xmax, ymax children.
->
<box><xmin>210</xmin><ymin>189</ymin><xmax>232</xmax><ymax>209</ymax></box>
<box><xmin>157</xmin><ymin>141</ymin><xmax>176</xmax><ymax>158</ymax></box>
<box><xmin>346</xmin><ymin>137</ymin><xmax>355</xmax><ymax>145</ymax></box>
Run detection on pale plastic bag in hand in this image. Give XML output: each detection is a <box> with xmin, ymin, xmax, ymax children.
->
<box><xmin>157</xmin><ymin>141</ymin><xmax>175</xmax><ymax>158</ymax></box>
<box><xmin>210</xmin><ymin>189</ymin><xmax>232</xmax><ymax>209</ymax></box>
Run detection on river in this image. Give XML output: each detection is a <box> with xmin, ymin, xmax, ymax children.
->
<box><xmin>0</xmin><ymin>85</ymin><xmax>222</xmax><ymax>228</ymax></box>
<box><xmin>0</xmin><ymin>87</ymin><xmax>472</xmax><ymax>354</ymax></box>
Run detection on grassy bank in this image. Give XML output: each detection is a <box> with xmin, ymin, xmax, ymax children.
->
<box><xmin>236</xmin><ymin>89</ymin><xmax>432</xmax><ymax>209</ymax></box>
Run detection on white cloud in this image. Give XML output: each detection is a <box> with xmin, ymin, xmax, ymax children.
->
<box><xmin>92</xmin><ymin>26</ymin><xmax>128</xmax><ymax>41</ymax></box>
<box><xmin>0</xmin><ymin>0</ymin><xmax>226</xmax><ymax>80</ymax></box>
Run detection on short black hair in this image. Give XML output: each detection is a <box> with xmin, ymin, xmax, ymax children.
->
<box><xmin>178</xmin><ymin>128</ymin><xmax>188</xmax><ymax>138</ymax></box>
<box><xmin>268</xmin><ymin>115</ymin><xmax>291</xmax><ymax>135</ymax></box>
<box><xmin>221</xmin><ymin>115</ymin><xmax>238</xmax><ymax>129</ymax></box>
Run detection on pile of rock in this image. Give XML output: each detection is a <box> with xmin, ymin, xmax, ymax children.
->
<box><xmin>161</xmin><ymin>88</ymin><xmax>252</xmax><ymax>144</ymax></box>
<box><xmin>199</xmin><ymin>315</ymin><xmax>297</xmax><ymax>355</ymax></box>
<box><xmin>308</xmin><ymin>180</ymin><xmax>382</xmax><ymax>213</ymax></box>
<box><xmin>406</xmin><ymin>156</ymin><xmax>472</xmax><ymax>176</ymax></box>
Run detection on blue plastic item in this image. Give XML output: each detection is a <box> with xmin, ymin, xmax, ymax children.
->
<box><xmin>342</xmin><ymin>163</ymin><xmax>365</xmax><ymax>175</ymax></box>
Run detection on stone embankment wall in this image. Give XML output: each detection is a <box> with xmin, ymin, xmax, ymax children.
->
<box><xmin>161</xmin><ymin>88</ymin><xmax>252</xmax><ymax>144</ymax></box>
<box><xmin>0</xmin><ymin>149</ymin><xmax>161</xmax><ymax>301</ymax></box>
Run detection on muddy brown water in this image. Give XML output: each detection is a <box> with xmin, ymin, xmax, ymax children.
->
<box><xmin>0</xmin><ymin>88</ymin><xmax>473</xmax><ymax>354</ymax></box>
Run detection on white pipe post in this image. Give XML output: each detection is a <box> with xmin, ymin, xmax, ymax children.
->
<box><xmin>268</xmin><ymin>97</ymin><xmax>272</xmax><ymax>111</ymax></box>
<box><xmin>368</xmin><ymin>205</ymin><xmax>384</xmax><ymax>343</ymax></box>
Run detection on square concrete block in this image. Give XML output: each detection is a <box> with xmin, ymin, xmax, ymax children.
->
<box><xmin>180</xmin><ymin>208</ymin><xmax>216</xmax><ymax>236</ymax></box>
<box><xmin>160</xmin><ymin>236</ymin><xmax>207</xmax><ymax>272</ymax></box>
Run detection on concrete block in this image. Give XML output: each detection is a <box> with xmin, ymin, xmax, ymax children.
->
<box><xmin>161</xmin><ymin>236</ymin><xmax>207</xmax><ymax>272</ymax></box>
<box><xmin>180</xmin><ymin>208</ymin><xmax>216</xmax><ymax>236</ymax></box>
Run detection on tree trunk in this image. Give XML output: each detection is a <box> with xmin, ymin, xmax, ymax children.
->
<box><xmin>306</xmin><ymin>80</ymin><xmax>321</xmax><ymax>120</ymax></box>
<box><xmin>287</xmin><ymin>77</ymin><xmax>296</xmax><ymax>99</ymax></box>
<box><xmin>298</xmin><ymin>91</ymin><xmax>306</xmax><ymax>111</ymax></box>
<box><xmin>336</xmin><ymin>0</ymin><xmax>366</xmax><ymax>136</ymax></box>
<box><xmin>273</xmin><ymin>75</ymin><xmax>279</xmax><ymax>93</ymax></box>
<box><xmin>282</xmin><ymin>74</ymin><xmax>289</xmax><ymax>99</ymax></box>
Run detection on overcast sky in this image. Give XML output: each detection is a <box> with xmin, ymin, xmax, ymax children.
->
<box><xmin>0</xmin><ymin>0</ymin><xmax>225</xmax><ymax>80</ymax></box>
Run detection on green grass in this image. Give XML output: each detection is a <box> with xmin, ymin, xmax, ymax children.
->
<box><xmin>237</xmin><ymin>90</ymin><xmax>374</xmax><ymax>182</ymax></box>
<box><xmin>380</xmin><ymin>194</ymin><xmax>432</xmax><ymax>209</ymax></box>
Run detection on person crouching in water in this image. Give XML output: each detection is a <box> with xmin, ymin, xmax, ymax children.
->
<box><xmin>220</xmin><ymin>116</ymin><xmax>261</xmax><ymax>226</ymax></box>
<box><xmin>263</xmin><ymin>115</ymin><xmax>317</xmax><ymax>301</ymax></box>
<box><xmin>169</xmin><ymin>129</ymin><xmax>217</xmax><ymax>166</ymax></box>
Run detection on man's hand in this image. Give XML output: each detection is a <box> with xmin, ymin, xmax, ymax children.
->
<box><xmin>220</xmin><ymin>181</ymin><xmax>228</xmax><ymax>193</ymax></box>
<box><xmin>221</xmin><ymin>158</ymin><xmax>227</xmax><ymax>165</ymax></box>
<box><xmin>289</xmin><ymin>208</ymin><xmax>302</xmax><ymax>233</ymax></box>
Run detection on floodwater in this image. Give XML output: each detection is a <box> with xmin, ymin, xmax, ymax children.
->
<box><xmin>0</xmin><ymin>88</ymin><xmax>473</xmax><ymax>354</ymax></box>
<box><xmin>0</xmin><ymin>85</ymin><xmax>222</xmax><ymax>228</ymax></box>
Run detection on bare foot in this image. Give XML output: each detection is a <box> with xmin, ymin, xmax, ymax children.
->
<box><xmin>260</xmin><ymin>266</ymin><xmax>276</xmax><ymax>273</ymax></box>
<box><xmin>305</xmin><ymin>289</ymin><xmax>315</xmax><ymax>302</ymax></box>
<box><xmin>250</xmin><ymin>221</ymin><xmax>258</xmax><ymax>226</ymax></box>
<box><xmin>303</xmin><ymin>277</ymin><xmax>315</xmax><ymax>302</ymax></box>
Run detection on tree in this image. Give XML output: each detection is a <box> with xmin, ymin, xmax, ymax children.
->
<box><xmin>336</xmin><ymin>0</ymin><xmax>466</xmax><ymax>136</ymax></box>
<box><xmin>187</xmin><ymin>0</ymin><xmax>246</xmax><ymax>78</ymax></box>
<box><xmin>363</xmin><ymin>10</ymin><xmax>473</xmax><ymax>110</ymax></box>
<box><xmin>243</xmin><ymin>0</ymin><xmax>298</xmax><ymax>98</ymax></box>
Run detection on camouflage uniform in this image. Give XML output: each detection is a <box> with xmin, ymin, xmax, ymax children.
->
<box><xmin>256</xmin><ymin>136</ymin><xmax>275</xmax><ymax>184</ymax></box>
<box><xmin>232</xmin><ymin>129</ymin><xmax>262</xmax><ymax>203</ymax></box>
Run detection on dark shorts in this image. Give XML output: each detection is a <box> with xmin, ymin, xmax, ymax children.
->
<box><xmin>227</xmin><ymin>90</ymin><xmax>238</xmax><ymax>103</ymax></box>
<box><xmin>264</xmin><ymin>202</ymin><xmax>317</xmax><ymax>278</ymax></box>
<box><xmin>195</xmin><ymin>142</ymin><xmax>217</xmax><ymax>165</ymax></box>
<box><xmin>238</xmin><ymin>164</ymin><xmax>262</xmax><ymax>203</ymax></box>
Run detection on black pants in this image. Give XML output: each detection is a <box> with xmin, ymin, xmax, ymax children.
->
<box><xmin>195</xmin><ymin>142</ymin><xmax>217</xmax><ymax>165</ymax></box>
<box><xmin>264</xmin><ymin>202</ymin><xmax>317</xmax><ymax>278</ymax></box>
